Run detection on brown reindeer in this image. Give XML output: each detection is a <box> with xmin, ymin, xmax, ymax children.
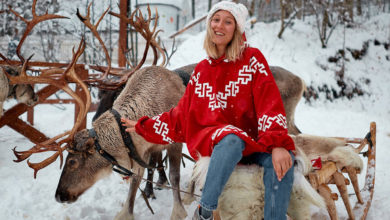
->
<box><xmin>92</xmin><ymin>86</ymin><xmax>169</xmax><ymax>199</ymax></box>
<box><xmin>56</xmin><ymin>66</ymin><xmax>188</xmax><ymax>220</ymax></box>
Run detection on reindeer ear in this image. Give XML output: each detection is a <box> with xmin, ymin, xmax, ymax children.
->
<box><xmin>86</xmin><ymin>137</ymin><xmax>96</xmax><ymax>154</ymax></box>
<box><xmin>73</xmin><ymin>130</ymin><xmax>91</xmax><ymax>150</ymax></box>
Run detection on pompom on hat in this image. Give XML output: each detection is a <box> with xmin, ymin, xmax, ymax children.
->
<box><xmin>206</xmin><ymin>1</ymin><xmax>249</xmax><ymax>33</ymax></box>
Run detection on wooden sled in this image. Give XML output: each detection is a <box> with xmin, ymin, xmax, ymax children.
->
<box><xmin>307</xmin><ymin>121</ymin><xmax>376</xmax><ymax>220</ymax></box>
<box><xmin>213</xmin><ymin>122</ymin><xmax>376</xmax><ymax>220</ymax></box>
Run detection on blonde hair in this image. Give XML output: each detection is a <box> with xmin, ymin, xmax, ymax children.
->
<box><xmin>203</xmin><ymin>17</ymin><xmax>245</xmax><ymax>62</ymax></box>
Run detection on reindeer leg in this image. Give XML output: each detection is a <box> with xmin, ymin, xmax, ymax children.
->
<box><xmin>167</xmin><ymin>143</ymin><xmax>187</xmax><ymax>220</ymax></box>
<box><xmin>115</xmin><ymin>166</ymin><xmax>145</xmax><ymax>220</ymax></box>
<box><xmin>156</xmin><ymin>151</ymin><xmax>168</xmax><ymax>189</ymax></box>
<box><xmin>143</xmin><ymin>153</ymin><xmax>157</xmax><ymax>199</ymax></box>
<box><xmin>182</xmin><ymin>179</ymin><xmax>196</xmax><ymax>205</ymax></box>
<box><xmin>143</xmin><ymin>167</ymin><xmax>155</xmax><ymax>199</ymax></box>
<box><xmin>0</xmin><ymin>101</ymin><xmax>3</xmax><ymax>117</ymax></box>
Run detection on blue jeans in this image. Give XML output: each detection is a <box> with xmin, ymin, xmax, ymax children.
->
<box><xmin>199</xmin><ymin>134</ymin><xmax>295</xmax><ymax>220</ymax></box>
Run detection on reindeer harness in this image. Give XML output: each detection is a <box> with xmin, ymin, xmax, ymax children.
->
<box><xmin>88</xmin><ymin>108</ymin><xmax>153</xmax><ymax>177</ymax></box>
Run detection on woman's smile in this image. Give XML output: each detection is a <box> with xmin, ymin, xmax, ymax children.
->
<box><xmin>210</xmin><ymin>10</ymin><xmax>236</xmax><ymax>57</ymax></box>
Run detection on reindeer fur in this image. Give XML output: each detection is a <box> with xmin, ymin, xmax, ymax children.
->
<box><xmin>186</xmin><ymin>134</ymin><xmax>363</xmax><ymax>220</ymax></box>
<box><xmin>56</xmin><ymin>66</ymin><xmax>187</xmax><ymax>220</ymax></box>
<box><xmin>0</xmin><ymin>65</ymin><xmax>37</xmax><ymax>117</ymax></box>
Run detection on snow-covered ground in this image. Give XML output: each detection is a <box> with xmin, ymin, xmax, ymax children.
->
<box><xmin>1</xmin><ymin>11</ymin><xmax>390</xmax><ymax>220</ymax></box>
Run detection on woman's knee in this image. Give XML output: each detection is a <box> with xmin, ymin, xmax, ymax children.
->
<box><xmin>215</xmin><ymin>134</ymin><xmax>245</xmax><ymax>153</ymax></box>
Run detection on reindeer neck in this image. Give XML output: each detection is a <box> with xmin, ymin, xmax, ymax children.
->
<box><xmin>92</xmin><ymin>111</ymin><xmax>124</xmax><ymax>151</ymax></box>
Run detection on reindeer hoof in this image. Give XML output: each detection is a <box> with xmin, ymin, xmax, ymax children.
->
<box><xmin>144</xmin><ymin>186</ymin><xmax>156</xmax><ymax>199</ymax></box>
<box><xmin>156</xmin><ymin>176</ymin><xmax>169</xmax><ymax>190</ymax></box>
<box><xmin>114</xmin><ymin>205</ymin><xmax>134</xmax><ymax>220</ymax></box>
<box><xmin>114</xmin><ymin>212</ymin><xmax>134</xmax><ymax>220</ymax></box>
<box><xmin>170</xmin><ymin>204</ymin><xmax>187</xmax><ymax>220</ymax></box>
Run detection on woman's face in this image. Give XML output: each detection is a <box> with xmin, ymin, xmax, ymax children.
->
<box><xmin>210</xmin><ymin>10</ymin><xmax>236</xmax><ymax>52</ymax></box>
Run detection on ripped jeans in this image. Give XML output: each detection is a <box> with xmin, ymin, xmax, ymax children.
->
<box><xmin>199</xmin><ymin>134</ymin><xmax>295</xmax><ymax>220</ymax></box>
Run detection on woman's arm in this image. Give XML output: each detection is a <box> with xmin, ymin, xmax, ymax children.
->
<box><xmin>251</xmin><ymin>49</ymin><xmax>295</xmax><ymax>180</ymax></box>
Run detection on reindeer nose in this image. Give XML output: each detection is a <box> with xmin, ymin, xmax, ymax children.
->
<box><xmin>55</xmin><ymin>190</ymin><xmax>77</xmax><ymax>203</ymax></box>
<box><xmin>55</xmin><ymin>192</ymin><xmax>66</xmax><ymax>203</ymax></box>
<box><xmin>55</xmin><ymin>190</ymin><xmax>71</xmax><ymax>203</ymax></box>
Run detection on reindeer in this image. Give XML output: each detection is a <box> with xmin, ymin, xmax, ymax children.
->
<box><xmin>56</xmin><ymin>65</ymin><xmax>188</xmax><ymax>220</ymax></box>
<box><xmin>92</xmin><ymin>84</ymin><xmax>169</xmax><ymax>199</ymax></box>
<box><xmin>0</xmin><ymin>64</ymin><xmax>38</xmax><ymax>118</ymax></box>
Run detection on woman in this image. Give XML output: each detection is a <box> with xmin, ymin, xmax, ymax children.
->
<box><xmin>122</xmin><ymin>1</ymin><xmax>295</xmax><ymax>219</ymax></box>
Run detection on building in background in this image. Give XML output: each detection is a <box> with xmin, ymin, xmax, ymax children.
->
<box><xmin>135</xmin><ymin>0</ymin><xmax>193</xmax><ymax>36</ymax></box>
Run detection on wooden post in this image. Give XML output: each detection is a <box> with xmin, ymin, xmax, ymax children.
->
<box><xmin>118</xmin><ymin>0</ymin><xmax>129</xmax><ymax>67</ymax></box>
<box><xmin>74</xmin><ymin>65</ymin><xmax>89</xmax><ymax>130</ymax></box>
<box><xmin>27</xmin><ymin>108</ymin><xmax>34</xmax><ymax>125</ymax></box>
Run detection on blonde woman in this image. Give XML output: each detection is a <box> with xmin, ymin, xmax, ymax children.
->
<box><xmin>122</xmin><ymin>1</ymin><xmax>295</xmax><ymax>219</ymax></box>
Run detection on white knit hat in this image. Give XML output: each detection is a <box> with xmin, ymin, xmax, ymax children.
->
<box><xmin>206</xmin><ymin>1</ymin><xmax>249</xmax><ymax>33</ymax></box>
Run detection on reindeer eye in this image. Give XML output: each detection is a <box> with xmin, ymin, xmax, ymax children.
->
<box><xmin>67</xmin><ymin>159</ymin><xmax>79</xmax><ymax>169</ymax></box>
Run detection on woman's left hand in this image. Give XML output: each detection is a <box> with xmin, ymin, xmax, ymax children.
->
<box><xmin>271</xmin><ymin>147</ymin><xmax>293</xmax><ymax>181</ymax></box>
<box><xmin>121</xmin><ymin>118</ymin><xmax>137</xmax><ymax>133</ymax></box>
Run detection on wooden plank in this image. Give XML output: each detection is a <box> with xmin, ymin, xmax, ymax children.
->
<box><xmin>7</xmin><ymin>117</ymin><xmax>48</xmax><ymax>144</ymax></box>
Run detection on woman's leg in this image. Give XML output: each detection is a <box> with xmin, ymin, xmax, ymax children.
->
<box><xmin>199</xmin><ymin>134</ymin><xmax>245</xmax><ymax>211</ymax></box>
<box><xmin>242</xmin><ymin>151</ymin><xmax>295</xmax><ymax>220</ymax></box>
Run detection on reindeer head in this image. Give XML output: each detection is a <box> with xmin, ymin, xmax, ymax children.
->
<box><xmin>13</xmin><ymin>84</ymin><xmax>38</xmax><ymax>105</ymax></box>
<box><xmin>55</xmin><ymin>129</ymin><xmax>112</xmax><ymax>203</ymax></box>
<box><xmin>1</xmin><ymin>65</ymin><xmax>38</xmax><ymax>106</ymax></box>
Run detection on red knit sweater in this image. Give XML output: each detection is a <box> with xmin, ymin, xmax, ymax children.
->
<box><xmin>135</xmin><ymin>46</ymin><xmax>295</xmax><ymax>160</ymax></box>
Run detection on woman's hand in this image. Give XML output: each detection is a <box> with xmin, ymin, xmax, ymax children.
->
<box><xmin>271</xmin><ymin>147</ymin><xmax>293</xmax><ymax>181</ymax></box>
<box><xmin>121</xmin><ymin>118</ymin><xmax>137</xmax><ymax>133</ymax></box>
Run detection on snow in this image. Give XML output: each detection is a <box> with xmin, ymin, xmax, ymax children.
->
<box><xmin>1</xmin><ymin>11</ymin><xmax>390</xmax><ymax>220</ymax></box>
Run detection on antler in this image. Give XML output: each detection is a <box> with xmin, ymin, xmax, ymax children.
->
<box><xmin>110</xmin><ymin>6</ymin><xmax>167</xmax><ymax>67</ymax></box>
<box><xmin>161</xmin><ymin>37</ymin><xmax>178</xmax><ymax>67</ymax></box>
<box><xmin>76</xmin><ymin>3</ymin><xmax>112</xmax><ymax>82</ymax></box>
<box><xmin>11</xmin><ymin>39</ymin><xmax>91</xmax><ymax>178</ymax></box>
<box><xmin>79</xmin><ymin>5</ymin><xmax>166</xmax><ymax>90</ymax></box>
<box><xmin>8</xmin><ymin>0</ymin><xmax>68</xmax><ymax>63</ymax></box>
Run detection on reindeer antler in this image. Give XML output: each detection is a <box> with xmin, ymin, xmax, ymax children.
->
<box><xmin>12</xmin><ymin>39</ymin><xmax>91</xmax><ymax>178</ymax></box>
<box><xmin>79</xmin><ymin>5</ymin><xmax>166</xmax><ymax>90</ymax></box>
<box><xmin>76</xmin><ymin>3</ymin><xmax>112</xmax><ymax>81</ymax></box>
<box><xmin>8</xmin><ymin>0</ymin><xmax>68</xmax><ymax>63</ymax></box>
<box><xmin>109</xmin><ymin>6</ymin><xmax>167</xmax><ymax>67</ymax></box>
